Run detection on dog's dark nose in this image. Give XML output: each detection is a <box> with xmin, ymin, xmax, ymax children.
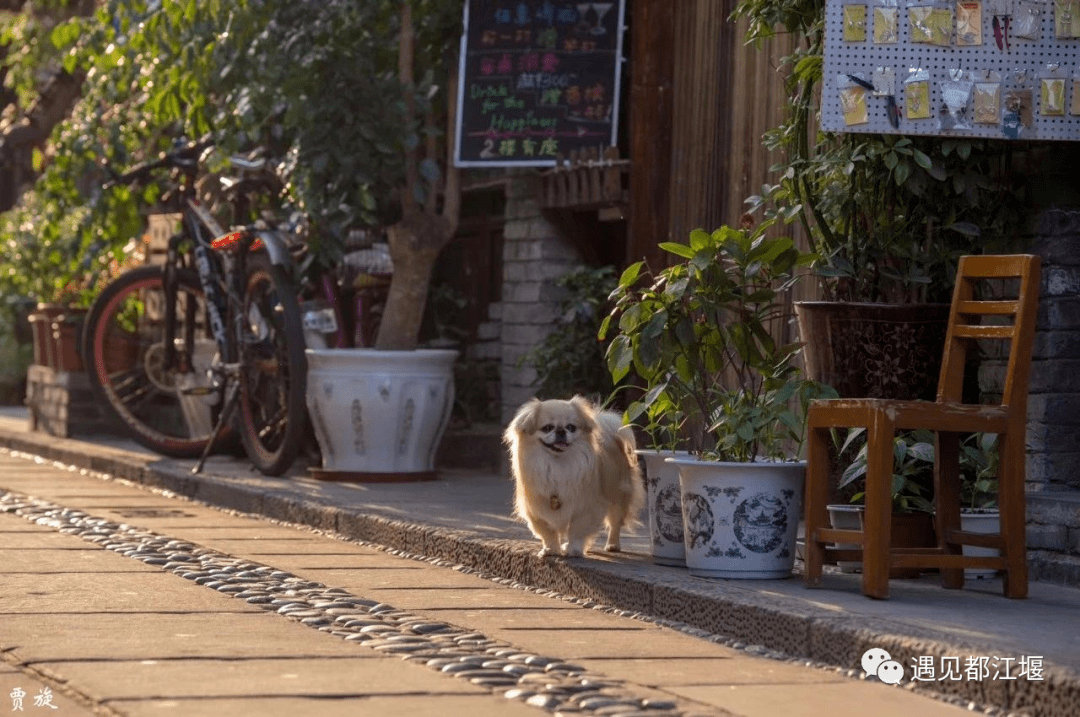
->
<box><xmin>555</xmin><ymin>428</ymin><xmax>567</xmax><ymax>441</ymax></box>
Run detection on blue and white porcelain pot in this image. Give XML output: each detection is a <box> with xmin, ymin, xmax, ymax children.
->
<box><xmin>667</xmin><ymin>456</ymin><xmax>805</xmax><ymax>579</ymax></box>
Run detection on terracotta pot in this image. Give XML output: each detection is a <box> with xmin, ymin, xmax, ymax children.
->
<box><xmin>27</xmin><ymin>305</ymin><xmax>67</xmax><ymax>369</ymax></box>
<box><xmin>795</xmin><ymin>302</ymin><xmax>950</xmax><ymax>401</ymax></box>
<box><xmin>52</xmin><ymin>310</ymin><xmax>87</xmax><ymax>373</ymax></box>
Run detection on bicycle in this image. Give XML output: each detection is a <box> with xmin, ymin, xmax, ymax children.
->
<box><xmin>82</xmin><ymin>141</ymin><xmax>308</xmax><ymax>476</ymax></box>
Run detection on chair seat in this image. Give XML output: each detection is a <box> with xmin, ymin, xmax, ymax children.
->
<box><xmin>808</xmin><ymin>398</ymin><xmax>1009</xmax><ymax>434</ymax></box>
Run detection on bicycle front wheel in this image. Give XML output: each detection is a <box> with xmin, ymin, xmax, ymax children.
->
<box><xmin>84</xmin><ymin>264</ymin><xmax>235</xmax><ymax>457</ymax></box>
<box><xmin>236</xmin><ymin>263</ymin><xmax>308</xmax><ymax>476</ymax></box>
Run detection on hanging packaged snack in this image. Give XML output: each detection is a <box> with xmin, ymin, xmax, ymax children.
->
<box><xmin>1056</xmin><ymin>0</ymin><xmax>1080</xmax><ymax>37</ymax></box>
<box><xmin>909</xmin><ymin>2</ymin><xmax>954</xmax><ymax>44</ymax></box>
<box><xmin>957</xmin><ymin>0</ymin><xmax>984</xmax><ymax>44</ymax></box>
<box><xmin>973</xmin><ymin>71</ymin><xmax>1003</xmax><ymax>123</ymax></box>
<box><xmin>905</xmin><ymin>68</ymin><xmax>933</xmax><ymax>119</ymax></box>
<box><xmin>939</xmin><ymin>70</ymin><xmax>976</xmax><ymax>130</ymax></box>
<box><xmin>1013</xmin><ymin>0</ymin><xmax>1043</xmax><ymax>39</ymax></box>
<box><xmin>1002</xmin><ymin>69</ymin><xmax>1034</xmax><ymax>138</ymax></box>
<box><xmin>874</xmin><ymin>0</ymin><xmax>900</xmax><ymax>42</ymax></box>
<box><xmin>838</xmin><ymin>74</ymin><xmax>870</xmax><ymax>125</ymax></box>
<box><xmin>873</xmin><ymin>66</ymin><xmax>902</xmax><ymax>127</ymax></box>
<box><xmin>1040</xmin><ymin>64</ymin><xmax>1067</xmax><ymax>115</ymax></box>
<box><xmin>1071</xmin><ymin>68</ymin><xmax>1080</xmax><ymax>115</ymax></box>
<box><xmin>844</xmin><ymin>4</ymin><xmax>869</xmax><ymax>40</ymax></box>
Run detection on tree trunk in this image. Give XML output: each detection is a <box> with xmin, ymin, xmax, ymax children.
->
<box><xmin>376</xmin><ymin>213</ymin><xmax>454</xmax><ymax>350</ymax></box>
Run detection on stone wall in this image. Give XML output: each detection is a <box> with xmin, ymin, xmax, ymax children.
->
<box><xmin>1023</xmin><ymin>207</ymin><xmax>1080</xmax><ymax>585</ymax></box>
<box><xmin>499</xmin><ymin>174</ymin><xmax>584</xmax><ymax>425</ymax></box>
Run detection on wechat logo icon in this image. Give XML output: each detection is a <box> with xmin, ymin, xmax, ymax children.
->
<box><xmin>862</xmin><ymin>648</ymin><xmax>904</xmax><ymax>685</ymax></box>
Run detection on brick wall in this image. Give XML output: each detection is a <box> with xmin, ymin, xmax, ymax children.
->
<box><xmin>499</xmin><ymin>174</ymin><xmax>584</xmax><ymax>424</ymax></box>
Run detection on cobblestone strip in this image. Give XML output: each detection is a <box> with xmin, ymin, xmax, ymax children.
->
<box><xmin>0</xmin><ymin>490</ymin><xmax>693</xmax><ymax>717</ymax></box>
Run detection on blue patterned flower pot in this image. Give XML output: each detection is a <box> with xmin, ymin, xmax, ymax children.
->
<box><xmin>667</xmin><ymin>456</ymin><xmax>805</xmax><ymax>579</ymax></box>
<box><xmin>638</xmin><ymin>450</ymin><xmax>690</xmax><ymax>566</ymax></box>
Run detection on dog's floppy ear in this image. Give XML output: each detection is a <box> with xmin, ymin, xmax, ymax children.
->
<box><xmin>569</xmin><ymin>395</ymin><xmax>598</xmax><ymax>432</ymax></box>
<box><xmin>506</xmin><ymin>398</ymin><xmax>542</xmax><ymax>439</ymax></box>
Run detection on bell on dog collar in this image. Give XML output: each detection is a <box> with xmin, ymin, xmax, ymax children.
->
<box><xmin>550</xmin><ymin>494</ymin><xmax>562</xmax><ymax>510</ymax></box>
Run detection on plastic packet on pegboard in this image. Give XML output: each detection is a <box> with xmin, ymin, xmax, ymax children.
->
<box><xmin>1071</xmin><ymin>67</ymin><xmax>1080</xmax><ymax>115</ymax></box>
<box><xmin>908</xmin><ymin>2</ymin><xmax>953</xmax><ymax>44</ymax></box>
<box><xmin>956</xmin><ymin>0</ymin><xmax>984</xmax><ymax>44</ymax></box>
<box><xmin>1002</xmin><ymin>68</ymin><xmax>1034</xmax><ymax>139</ymax></box>
<box><xmin>837</xmin><ymin>74</ymin><xmax>870</xmax><ymax>125</ymax></box>
<box><xmin>1056</xmin><ymin>0</ymin><xmax>1080</xmax><ymax>37</ymax></box>
<box><xmin>1013</xmin><ymin>0</ymin><xmax>1043</xmax><ymax>39</ymax></box>
<box><xmin>938</xmin><ymin>69</ymin><xmax>975</xmax><ymax>131</ymax></box>
<box><xmin>1040</xmin><ymin>64</ymin><xmax>1067</xmax><ymax>116</ymax></box>
<box><xmin>973</xmin><ymin>71</ymin><xmax>1003</xmax><ymax>124</ymax></box>
<box><xmin>905</xmin><ymin>68</ymin><xmax>932</xmax><ymax>120</ymax></box>
<box><xmin>874</xmin><ymin>0</ymin><xmax>900</xmax><ymax>42</ymax></box>
<box><xmin>843</xmin><ymin>3</ymin><xmax>869</xmax><ymax>41</ymax></box>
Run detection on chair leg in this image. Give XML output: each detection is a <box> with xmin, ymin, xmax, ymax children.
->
<box><xmin>804</xmin><ymin>425</ymin><xmax>831</xmax><ymax>588</ymax></box>
<box><xmin>999</xmin><ymin>430</ymin><xmax>1028</xmax><ymax>599</ymax></box>
<box><xmin>861</xmin><ymin>413</ymin><xmax>894</xmax><ymax>599</ymax></box>
<box><xmin>935</xmin><ymin>432</ymin><xmax>964</xmax><ymax>589</ymax></box>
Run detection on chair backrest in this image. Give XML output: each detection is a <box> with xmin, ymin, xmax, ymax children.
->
<box><xmin>936</xmin><ymin>255</ymin><xmax>1041</xmax><ymax>408</ymax></box>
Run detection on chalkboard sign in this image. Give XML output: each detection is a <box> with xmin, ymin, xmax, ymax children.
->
<box><xmin>453</xmin><ymin>0</ymin><xmax>627</xmax><ymax>167</ymax></box>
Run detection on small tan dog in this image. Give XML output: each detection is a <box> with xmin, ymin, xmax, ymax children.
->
<box><xmin>504</xmin><ymin>396</ymin><xmax>644</xmax><ymax>558</ymax></box>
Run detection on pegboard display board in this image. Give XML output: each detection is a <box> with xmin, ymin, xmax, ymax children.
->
<box><xmin>822</xmin><ymin>0</ymin><xmax>1080</xmax><ymax>139</ymax></box>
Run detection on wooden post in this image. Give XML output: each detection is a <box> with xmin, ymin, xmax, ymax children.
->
<box><xmin>627</xmin><ymin>0</ymin><xmax>673</xmax><ymax>269</ymax></box>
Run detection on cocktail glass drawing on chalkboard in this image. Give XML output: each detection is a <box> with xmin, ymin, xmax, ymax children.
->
<box><xmin>576</xmin><ymin>3</ymin><xmax>613</xmax><ymax>35</ymax></box>
<box><xmin>591</xmin><ymin>4</ymin><xmax>614</xmax><ymax>34</ymax></box>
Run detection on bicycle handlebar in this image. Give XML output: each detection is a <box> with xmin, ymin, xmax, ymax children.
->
<box><xmin>104</xmin><ymin>139</ymin><xmax>214</xmax><ymax>189</ymax></box>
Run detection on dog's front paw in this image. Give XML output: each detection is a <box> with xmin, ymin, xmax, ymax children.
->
<box><xmin>604</xmin><ymin>541</ymin><xmax>622</xmax><ymax>553</ymax></box>
<box><xmin>537</xmin><ymin>546</ymin><xmax>560</xmax><ymax>558</ymax></box>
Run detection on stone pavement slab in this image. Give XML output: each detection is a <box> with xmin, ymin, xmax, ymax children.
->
<box><xmin>0</xmin><ymin>572</ymin><xmax>262</xmax><ymax>614</ymax></box>
<box><xmin>2</xmin><ymin>613</ymin><xmax>365</xmax><ymax>662</ymax></box>
<box><xmin>36</xmin><ymin>656</ymin><xmax>489</xmax><ymax>700</ymax></box>
<box><xmin>114</xmin><ymin>694</ymin><xmax>546</xmax><ymax>717</ymax></box>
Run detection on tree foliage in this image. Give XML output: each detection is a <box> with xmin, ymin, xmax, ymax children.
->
<box><xmin>1</xmin><ymin>0</ymin><xmax>463</xmax><ymax>329</ymax></box>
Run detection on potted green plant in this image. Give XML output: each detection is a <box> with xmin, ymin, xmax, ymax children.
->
<box><xmin>733</xmin><ymin>0</ymin><xmax>1024</xmax><ymax>401</ymax></box>
<box><xmin>831</xmin><ymin>429</ymin><xmax>1000</xmax><ymax>577</ymax></box>
<box><xmin>602</xmin><ymin>225</ymin><xmax>836</xmax><ymax>578</ymax></box>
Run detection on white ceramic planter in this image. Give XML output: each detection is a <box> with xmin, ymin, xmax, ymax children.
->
<box><xmin>827</xmin><ymin>504</ymin><xmax>865</xmax><ymax>573</ymax></box>
<box><xmin>960</xmin><ymin>510</ymin><xmax>1001</xmax><ymax>579</ymax></box>
<box><xmin>668</xmin><ymin>456</ymin><xmax>805</xmax><ymax>579</ymax></box>
<box><xmin>305</xmin><ymin>348</ymin><xmax>456</xmax><ymax>480</ymax></box>
<box><xmin>637</xmin><ymin>450</ymin><xmax>689</xmax><ymax>566</ymax></box>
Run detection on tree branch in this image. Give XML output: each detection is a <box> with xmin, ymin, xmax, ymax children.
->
<box><xmin>0</xmin><ymin>68</ymin><xmax>86</xmax><ymax>212</ymax></box>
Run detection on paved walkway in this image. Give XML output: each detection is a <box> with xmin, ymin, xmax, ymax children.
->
<box><xmin>0</xmin><ymin>408</ymin><xmax>1078</xmax><ymax>716</ymax></box>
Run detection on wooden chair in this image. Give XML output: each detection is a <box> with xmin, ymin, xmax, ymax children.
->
<box><xmin>803</xmin><ymin>255</ymin><xmax>1041</xmax><ymax>599</ymax></box>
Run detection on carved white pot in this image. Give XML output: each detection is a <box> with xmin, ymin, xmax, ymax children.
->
<box><xmin>637</xmin><ymin>450</ymin><xmax>689</xmax><ymax>566</ymax></box>
<box><xmin>305</xmin><ymin>348</ymin><xmax>456</xmax><ymax>480</ymax></box>
<box><xmin>668</xmin><ymin>456</ymin><xmax>805</xmax><ymax>579</ymax></box>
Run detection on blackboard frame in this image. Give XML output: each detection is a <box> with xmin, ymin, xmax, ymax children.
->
<box><xmin>453</xmin><ymin>0</ymin><xmax>628</xmax><ymax>168</ymax></box>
